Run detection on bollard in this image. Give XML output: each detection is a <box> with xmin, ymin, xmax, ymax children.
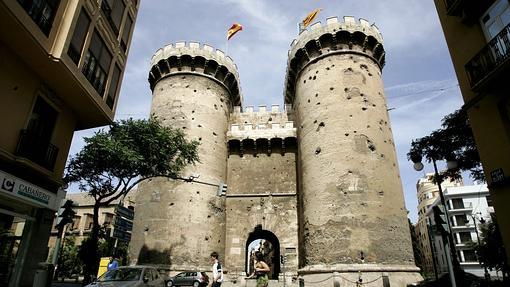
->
<box><xmin>333</xmin><ymin>272</ymin><xmax>340</xmax><ymax>287</ymax></box>
<box><xmin>382</xmin><ymin>273</ymin><xmax>390</xmax><ymax>287</ymax></box>
<box><xmin>299</xmin><ymin>277</ymin><xmax>305</xmax><ymax>287</ymax></box>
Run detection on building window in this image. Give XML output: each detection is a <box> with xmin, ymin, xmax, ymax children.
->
<box><xmin>16</xmin><ymin>97</ymin><xmax>59</xmax><ymax>170</ymax></box>
<box><xmin>71</xmin><ymin>216</ymin><xmax>81</xmax><ymax>230</ymax></box>
<box><xmin>458</xmin><ymin>232</ymin><xmax>472</xmax><ymax>244</ymax></box>
<box><xmin>67</xmin><ymin>8</ymin><xmax>91</xmax><ymax>65</ymax></box>
<box><xmin>451</xmin><ymin>198</ymin><xmax>465</xmax><ymax>209</ymax></box>
<box><xmin>17</xmin><ymin>0</ymin><xmax>60</xmax><ymax>35</ymax></box>
<box><xmin>120</xmin><ymin>16</ymin><xmax>133</xmax><ymax>52</ymax></box>
<box><xmin>455</xmin><ymin>214</ymin><xmax>469</xmax><ymax>226</ymax></box>
<box><xmin>486</xmin><ymin>195</ymin><xmax>493</xmax><ymax>206</ymax></box>
<box><xmin>84</xmin><ymin>214</ymin><xmax>93</xmax><ymax>230</ymax></box>
<box><xmin>103</xmin><ymin>213</ymin><xmax>114</xmax><ymax>225</ymax></box>
<box><xmin>106</xmin><ymin>65</ymin><xmax>121</xmax><ymax>109</ymax></box>
<box><xmin>480</xmin><ymin>0</ymin><xmax>510</xmax><ymax>41</ymax></box>
<box><xmin>462</xmin><ymin>250</ymin><xmax>478</xmax><ymax>262</ymax></box>
<box><xmin>82</xmin><ymin>30</ymin><xmax>112</xmax><ymax>96</ymax></box>
<box><xmin>101</xmin><ymin>0</ymin><xmax>126</xmax><ymax>35</ymax></box>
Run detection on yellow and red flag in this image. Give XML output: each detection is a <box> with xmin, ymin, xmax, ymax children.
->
<box><xmin>302</xmin><ymin>8</ymin><xmax>321</xmax><ymax>28</ymax></box>
<box><xmin>227</xmin><ymin>23</ymin><xmax>243</xmax><ymax>40</ymax></box>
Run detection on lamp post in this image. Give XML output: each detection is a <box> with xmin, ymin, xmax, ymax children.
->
<box><xmin>412</xmin><ymin>154</ymin><xmax>458</xmax><ymax>287</ymax></box>
<box><xmin>469</xmin><ymin>212</ymin><xmax>490</xmax><ymax>281</ymax></box>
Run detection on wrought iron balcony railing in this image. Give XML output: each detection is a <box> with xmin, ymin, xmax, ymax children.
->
<box><xmin>15</xmin><ymin>129</ymin><xmax>59</xmax><ymax>171</ymax></box>
<box><xmin>465</xmin><ymin>23</ymin><xmax>510</xmax><ymax>90</ymax></box>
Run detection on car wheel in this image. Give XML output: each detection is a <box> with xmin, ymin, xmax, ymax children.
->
<box><xmin>193</xmin><ymin>281</ymin><xmax>200</xmax><ymax>287</ymax></box>
<box><xmin>167</xmin><ymin>281</ymin><xmax>174</xmax><ymax>287</ymax></box>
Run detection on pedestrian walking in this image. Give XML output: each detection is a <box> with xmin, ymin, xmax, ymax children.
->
<box><xmin>209</xmin><ymin>251</ymin><xmax>224</xmax><ymax>287</ymax></box>
<box><xmin>107</xmin><ymin>256</ymin><xmax>119</xmax><ymax>271</ymax></box>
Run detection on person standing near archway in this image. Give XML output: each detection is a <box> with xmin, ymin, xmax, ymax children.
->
<box><xmin>248</xmin><ymin>251</ymin><xmax>270</xmax><ymax>287</ymax></box>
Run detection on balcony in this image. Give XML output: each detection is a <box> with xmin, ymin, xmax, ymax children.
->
<box><xmin>448</xmin><ymin>202</ymin><xmax>473</xmax><ymax>214</ymax></box>
<box><xmin>465</xmin><ymin>23</ymin><xmax>510</xmax><ymax>90</ymax></box>
<box><xmin>15</xmin><ymin>129</ymin><xmax>59</xmax><ymax>171</ymax></box>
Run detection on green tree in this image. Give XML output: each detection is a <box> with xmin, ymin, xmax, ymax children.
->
<box><xmin>66</xmin><ymin>118</ymin><xmax>199</xmax><ymax>283</ymax></box>
<box><xmin>56</xmin><ymin>236</ymin><xmax>82</xmax><ymax>281</ymax></box>
<box><xmin>408</xmin><ymin>109</ymin><xmax>484</xmax><ymax>182</ymax></box>
<box><xmin>472</xmin><ymin>215</ymin><xmax>509</xmax><ymax>281</ymax></box>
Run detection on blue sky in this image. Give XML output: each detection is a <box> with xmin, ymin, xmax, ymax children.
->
<box><xmin>69</xmin><ymin>0</ymin><xmax>469</xmax><ymax>223</ymax></box>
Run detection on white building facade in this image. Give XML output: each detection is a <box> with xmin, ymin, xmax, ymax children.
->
<box><xmin>414</xmin><ymin>174</ymin><xmax>462</xmax><ymax>275</ymax></box>
<box><xmin>426</xmin><ymin>184</ymin><xmax>495</xmax><ymax>278</ymax></box>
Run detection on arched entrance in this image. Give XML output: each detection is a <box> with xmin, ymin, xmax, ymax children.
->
<box><xmin>245</xmin><ymin>225</ymin><xmax>280</xmax><ymax>279</ymax></box>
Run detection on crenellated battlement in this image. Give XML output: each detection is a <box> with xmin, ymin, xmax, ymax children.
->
<box><xmin>284</xmin><ymin>16</ymin><xmax>386</xmax><ymax>105</ymax></box>
<box><xmin>148</xmin><ymin>41</ymin><xmax>242</xmax><ymax>106</ymax></box>
<box><xmin>291</xmin><ymin>16</ymin><xmax>383</xmax><ymax>48</ymax></box>
<box><xmin>227</xmin><ymin>104</ymin><xmax>296</xmax><ymax>140</ymax></box>
<box><xmin>231</xmin><ymin>104</ymin><xmax>292</xmax><ymax>114</ymax></box>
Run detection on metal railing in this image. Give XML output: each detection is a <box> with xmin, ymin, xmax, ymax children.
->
<box><xmin>15</xmin><ymin>129</ymin><xmax>59</xmax><ymax>171</ymax></box>
<box><xmin>466</xmin><ymin>23</ymin><xmax>510</xmax><ymax>89</ymax></box>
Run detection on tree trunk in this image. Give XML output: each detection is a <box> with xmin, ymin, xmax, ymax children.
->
<box><xmin>82</xmin><ymin>203</ymin><xmax>101</xmax><ymax>284</ymax></box>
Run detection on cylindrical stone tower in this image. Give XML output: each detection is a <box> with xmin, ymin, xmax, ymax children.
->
<box><xmin>129</xmin><ymin>42</ymin><xmax>241</xmax><ymax>270</ymax></box>
<box><xmin>284</xmin><ymin>17</ymin><xmax>421</xmax><ymax>285</ymax></box>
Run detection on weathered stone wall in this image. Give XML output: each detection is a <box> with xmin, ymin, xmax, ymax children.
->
<box><xmin>284</xmin><ymin>17</ymin><xmax>415</xmax><ymax>269</ymax></box>
<box><xmin>224</xmin><ymin>106</ymin><xmax>299</xmax><ymax>277</ymax></box>
<box><xmin>130</xmin><ymin>42</ymin><xmax>240</xmax><ymax>271</ymax></box>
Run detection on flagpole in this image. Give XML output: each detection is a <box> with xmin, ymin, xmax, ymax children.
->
<box><xmin>225</xmin><ymin>39</ymin><xmax>229</xmax><ymax>56</ymax></box>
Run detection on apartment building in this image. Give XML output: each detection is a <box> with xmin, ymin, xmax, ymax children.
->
<box><xmin>0</xmin><ymin>1</ymin><xmax>138</xmax><ymax>286</ymax></box>
<box><xmin>427</xmin><ymin>185</ymin><xmax>496</xmax><ymax>278</ymax></box>
<box><xmin>433</xmin><ymin>0</ymin><xmax>510</xmax><ymax>259</ymax></box>
<box><xmin>47</xmin><ymin>192</ymin><xmax>136</xmax><ymax>250</ymax></box>
<box><xmin>414</xmin><ymin>173</ymin><xmax>462</xmax><ymax>275</ymax></box>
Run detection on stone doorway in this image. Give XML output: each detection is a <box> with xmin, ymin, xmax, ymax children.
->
<box><xmin>245</xmin><ymin>226</ymin><xmax>280</xmax><ymax>279</ymax></box>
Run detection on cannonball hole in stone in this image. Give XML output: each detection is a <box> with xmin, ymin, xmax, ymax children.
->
<box><xmin>330</xmin><ymin>87</ymin><xmax>334</xmax><ymax>91</ymax></box>
<box><xmin>181</xmin><ymin>76</ymin><xmax>186</xmax><ymax>79</ymax></box>
<box><xmin>194</xmin><ymin>89</ymin><xmax>197</xmax><ymax>92</ymax></box>
<box><xmin>199</xmin><ymin>137</ymin><xmax>202</xmax><ymax>141</ymax></box>
<box><xmin>308</xmin><ymin>99</ymin><xmax>310</xmax><ymax>103</ymax></box>
<box><xmin>313</xmin><ymin>120</ymin><xmax>317</xmax><ymax>124</ymax></box>
<box><xmin>313</xmin><ymin>76</ymin><xmax>316</xmax><ymax>80</ymax></box>
<box><xmin>315</xmin><ymin>147</ymin><xmax>321</xmax><ymax>154</ymax></box>
<box><xmin>345</xmin><ymin>133</ymin><xmax>349</xmax><ymax>136</ymax></box>
<box><xmin>198</xmin><ymin>124</ymin><xmax>202</xmax><ymax>127</ymax></box>
<box><xmin>315</xmin><ymin>93</ymin><xmax>319</xmax><ymax>97</ymax></box>
<box><xmin>316</xmin><ymin>102</ymin><xmax>320</xmax><ymax>105</ymax></box>
<box><xmin>303</xmin><ymin>80</ymin><xmax>307</xmax><ymax>83</ymax></box>
<box><xmin>362</xmin><ymin>107</ymin><xmax>367</xmax><ymax>111</ymax></box>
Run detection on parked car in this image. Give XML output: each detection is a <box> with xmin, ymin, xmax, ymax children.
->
<box><xmin>86</xmin><ymin>266</ymin><xmax>165</xmax><ymax>287</ymax></box>
<box><xmin>166</xmin><ymin>271</ymin><xmax>209</xmax><ymax>287</ymax></box>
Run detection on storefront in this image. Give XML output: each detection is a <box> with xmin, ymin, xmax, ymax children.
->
<box><xmin>0</xmin><ymin>169</ymin><xmax>64</xmax><ymax>287</ymax></box>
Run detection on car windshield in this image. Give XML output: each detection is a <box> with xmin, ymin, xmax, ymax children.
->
<box><xmin>98</xmin><ymin>268</ymin><xmax>142</xmax><ymax>282</ymax></box>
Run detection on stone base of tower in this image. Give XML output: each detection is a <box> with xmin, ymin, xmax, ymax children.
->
<box><xmin>298</xmin><ymin>264</ymin><xmax>422</xmax><ymax>287</ymax></box>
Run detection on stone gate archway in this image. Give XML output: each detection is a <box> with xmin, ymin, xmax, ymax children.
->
<box><xmin>245</xmin><ymin>225</ymin><xmax>280</xmax><ymax>279</ymax></box>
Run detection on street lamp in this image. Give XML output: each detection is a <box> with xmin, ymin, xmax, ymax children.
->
<box><xmin>411</xmin><ymin>154</ymin><xmax>459</xmax><ymax>287</ymax></box>
<box><xmin>469</xmin><ymin>212</ymin><xmax>490</xmax><ymax>281</ymax></box>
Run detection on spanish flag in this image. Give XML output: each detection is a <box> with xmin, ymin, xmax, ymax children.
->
<box><xmin>227</xmin><ymin>23</ymin><xmax>243</xmax><ymax>40</ymax></box>
<box><xmin>302</xmin><ymin>8</ymin><xmax>321</xmax><ymax>28</ymax></box>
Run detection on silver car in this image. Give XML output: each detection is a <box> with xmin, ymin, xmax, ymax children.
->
<box><xmin>86</xmin><ymin>266</ymin><xmax>165</xmax><ymax>287</ymax></box>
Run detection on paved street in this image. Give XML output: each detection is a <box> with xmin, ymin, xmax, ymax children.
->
<box><xmin>51</xmin><ymin>281</ymin><xmax>83</xmax><ymax>287</ymax></box>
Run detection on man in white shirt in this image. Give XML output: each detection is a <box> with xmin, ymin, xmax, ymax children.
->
<box><xmin>209</xmin><ymin>251</ymin><xmax>223</xmax><ymax>287</ymax></box>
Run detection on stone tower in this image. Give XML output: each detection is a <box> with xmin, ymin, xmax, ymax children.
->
<box><xmin>284</xmin><ymin>16</ymin><xmax>420</xmax><ymax>283</ymax></box>
<box><xmin>129</xmin><ymin>42</ymin><xmax>241</xmax><ymax>270</ymax></box>
<box><xmin>130</xmin><ymin>16</ymin><xmax>422</xmax><ymax>287</ymax></box>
